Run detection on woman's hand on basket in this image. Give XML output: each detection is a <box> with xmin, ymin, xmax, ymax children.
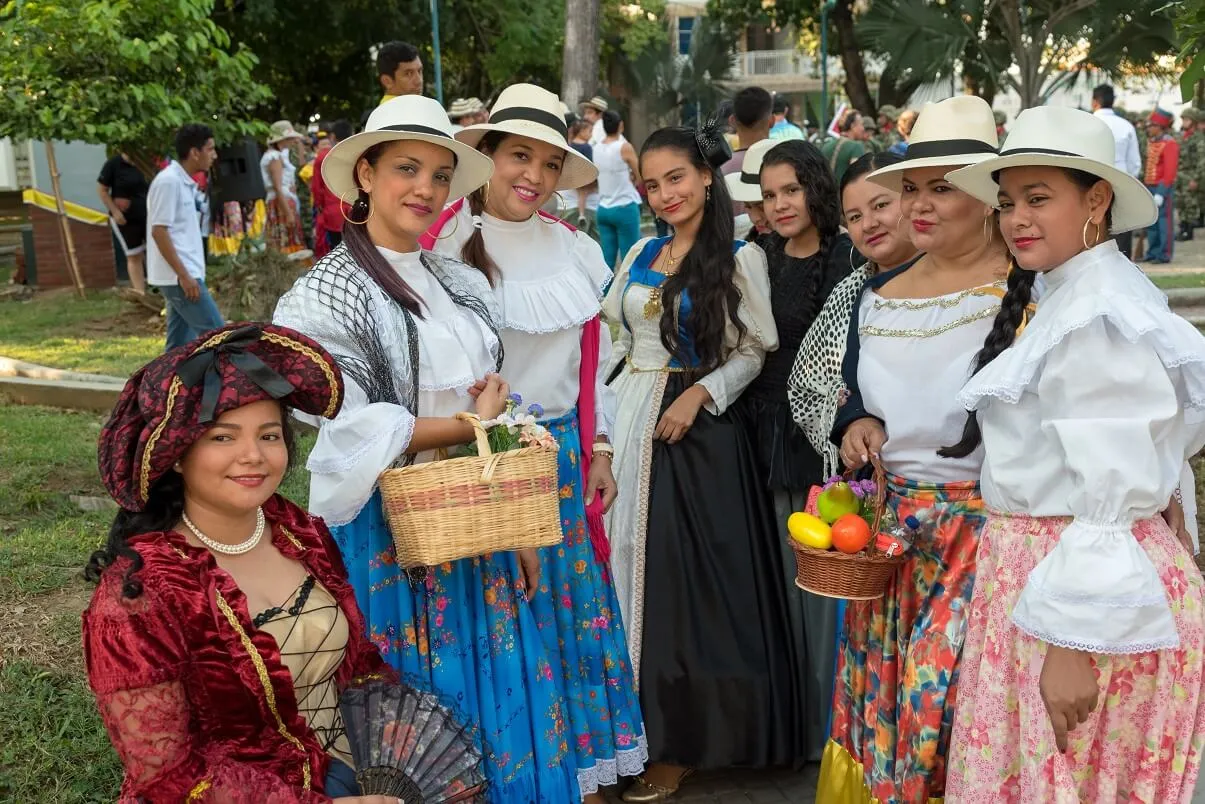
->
<box><xmin>840</xmin><ymin>418</ymin><xmax>886</xmax><ymax>470</ymax></box>
<box><xmin>585</xmin><ymin>454</ymin><xmax>618</xmax><ymax>513</ymax></box>
<box><xmin>1040</xmin><ymin>645</ymin><xmax>1098</xmax><ymax>753</ymax></box>
<box><xmin>516</xmin><ymin>548</ymin><xmax>541</xmax><ymax>601</ymax></box>
<box><xmin>471</xmin><ymin>374</ymin><xmax>510</xmax><ymax>420</ymax></box>
<box><xmin>655</xmin><ymin>385</ymin><xmax>709</xmax><ymax>444</ymax></box>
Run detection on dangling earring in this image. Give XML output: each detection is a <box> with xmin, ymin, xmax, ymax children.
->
<box><xmin>982</xmin><ymin>215</ymin><xmax>994</xmax><ymax>245</ymax></box>
<box><xmin>435</xmin><ymin>211</ymin><xmax>461</xmax><ymax>240</ymax></box>
<box><xmin>1081</xmin><ymin>217</ymin><xmax>1100</xmax><ymax>250</ymax></box>
<box><xmin>481</xmin><ymin>181</ymin><xmax>491</xmax><ymax>210</ymax></box>
<box><xmin>340</xmin><ymin>190</ymin><xmax>373</xmax><ymax>224</ymax></box>
<box><xmin>543</xmin><ymin>191</ymin><xmax>565</xmax><ymax>222</ymax></box>
<box><xmin>706</xmin><ymin>185</ymin><xmax>712</xmax><ymax>203</ymax></box>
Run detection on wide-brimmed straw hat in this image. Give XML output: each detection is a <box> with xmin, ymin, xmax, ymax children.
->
<box><xmin>456</xmin><ymin>84</ymin><xmax>599</xmax><ymax>190</ymax></box>
<box><xmin>725</xmin><ymin>138</ymin><xmax>782</xmax><ymax>203</ymax></box>
<box><xmin>946</xmin><ymin>106</ymin><xmax>1157</xmax><ymax>235</ymax></box>
<box><xmin>268</xmin><ymin>120</ymin><xmax>303</xmax><ymax>145</ymax></box>
<box><xmin>321</xmin><ymin>95</ymin><xmax>494</xmax><ymax>203</ymax></box>
<box><xmin>583</xmin><ymin>96</ymin><xmax>608</xmax><ymax>113</ymax></box>
<box><xmin>867</xmin><ymin>96</ymin><xmax>999</xmax><ymax>191</ymax></box>
<box><xmin>448</xmin><ymin>98</ymin><xmax>477</xmax><ymax>119</ymax></box>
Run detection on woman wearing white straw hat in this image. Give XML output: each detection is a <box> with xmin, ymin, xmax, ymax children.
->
<box><xmin>262</xmin><ymin>120</ymin><xmax>307</xmax><ymax>253</ymax></box>
<box><xmin>942</xmin><ymin>106</ymin><xmax>1205</xmax><ymax>803</ymax></box>
<box><xmin>423</xmin><ymin>83</ymin><xmax>647</xmax><ymax>804</ymax></box>
<box><xmin>274</xmin><ymin>95</ymin><xmax>582</xmax><ymax>803</ymax></box>
<box><xmin>819</xmin><ymin>95</ymin><xmax>1017</xmax><ymax>803</ymax></box>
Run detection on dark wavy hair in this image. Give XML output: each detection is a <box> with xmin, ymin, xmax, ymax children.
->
<box><xmin>939</xmin><ymin>167</ymin><xmax>1113</xmax><ymax>458</ymax></box>
<box><xmin>84</xmin><ymin>410</ymin><xmax>299</xmax><ymax>599</ymax></box>
<box><xmin>639</xmin><ymin>125</ymin><xmax>746</xmax><ymax>375</ymax></box>
<box><xmin>760</xmin><ymin>139</ymin><xmax>843</xmax><ymax>324</ymax></box>
<box><xmin>840</xmin><ymin>151</ymin><xmax>903</xmax><ymax>198</ymax></box>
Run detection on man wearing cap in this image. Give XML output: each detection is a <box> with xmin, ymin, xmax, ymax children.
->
<box><xmin>447</xmin><ymin>98</ymin><xmax>475</xmax><ymax>133</ymax></box>
<box><xmin>1144</xmin><ymin>108</ymin><xmax>1181</xmax><ymax>263</ymax></box>
<box><xmin>582</xmin><ymin>95</ymin><xmax>610</xmax><ymax>146</ymax></box>
<box><xmin>1178</xmin><ymin>108</ymin><xmax>1204</xmax><ymax>241</ymax></box>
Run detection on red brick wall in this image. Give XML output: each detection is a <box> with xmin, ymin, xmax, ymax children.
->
<box><xmin>29</xmin><ymin>205</ymin><xmax>116</xmax><ymax>288</ymax></box>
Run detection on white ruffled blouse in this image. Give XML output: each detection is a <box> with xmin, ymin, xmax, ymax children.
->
<box><xmin>959</xmin><ymin>241</ymin><xmax>1205</xmax><ymax>654</ymax></box>
<box><xmin>296</xmin><ymin>247</ymin><xmax>498</xmax><ymax>525</ymax></box>
<box><xmin>433</xmin><ymin>207</ymin><xmax>616</xmax><ymax>436</ymax></box>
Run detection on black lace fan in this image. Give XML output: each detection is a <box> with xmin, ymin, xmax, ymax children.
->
<box><xmin>338</xmin><ymin>679</ymin><xmax>488</xmax><ymax>802</ymax></box>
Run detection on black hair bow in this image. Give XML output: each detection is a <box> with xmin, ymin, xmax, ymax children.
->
<box><xmin>176</xmin><ymin>325</ymin><xmax>297</xmax><ymax>423</ymax></box>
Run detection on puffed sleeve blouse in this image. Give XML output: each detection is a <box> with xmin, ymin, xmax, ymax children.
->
<box><xmin>959</xmin><ymin>241</ymin><xmax>1205</xmax><ymax>653</ymax></box>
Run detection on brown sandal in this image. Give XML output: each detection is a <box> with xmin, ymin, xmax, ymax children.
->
<box><xmin>620</xmin><ymin>769</ymin><xmax>694</xmax><ymax>802</ymax></box>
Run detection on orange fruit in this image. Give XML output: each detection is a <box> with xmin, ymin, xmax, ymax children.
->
<box><xmin>831</xmin><ymin>513</ymin><xmax>872</xmax><ymax>554</ymax></box>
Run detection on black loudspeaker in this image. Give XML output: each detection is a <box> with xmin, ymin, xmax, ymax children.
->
<box><xmin>211</xmin><ymin>137</ymin><xmax>266</xmax><ymax>205</ymax></box>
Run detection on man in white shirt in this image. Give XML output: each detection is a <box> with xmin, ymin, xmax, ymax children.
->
<box><xmin>582</xmin><ymin>95</ymin><xmax>609</xmax><ymax>146</ymax></box>
<box><xmin>1092</xmin><ymin>84</ymin><xmax>1143</xmax><ymax>257</ymax></box>
<box><xmin>147</xmin><ymin>123</ymin><xmax>222</xmax><ymax>351</ymax></box>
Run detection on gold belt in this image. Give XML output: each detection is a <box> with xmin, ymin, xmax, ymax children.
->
<box><xmin>624</xmin><ymin>353</ymin><xmax>688</xmax><ymax>373</ymax></box>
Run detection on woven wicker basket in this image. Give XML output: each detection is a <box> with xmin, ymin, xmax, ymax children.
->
<box><xmin>790</xmin><ymin>458</ymin><xmax>907</xmax><ymax>600</ymax></box>
<box><xmin>378</xmin><ymin>412</ymin><xmax>563</xmax><ymax>568</ymax></box>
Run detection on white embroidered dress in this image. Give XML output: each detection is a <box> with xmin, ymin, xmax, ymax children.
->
<box><xmin>959</xmin><ymin>241</ymin><xmax>1205</xmax><ymax>653</ymax></box>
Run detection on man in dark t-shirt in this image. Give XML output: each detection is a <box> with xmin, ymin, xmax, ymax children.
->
<box><xmin>98</xmin><ymin>153</ymin><xmax>150</xmax><ymax>294</ymax></box>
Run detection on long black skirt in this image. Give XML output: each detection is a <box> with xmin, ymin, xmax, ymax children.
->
<box><xmin>640</xmin><ymin>374</ymin><xmax>806</xmax><ymax>770</ymax></box>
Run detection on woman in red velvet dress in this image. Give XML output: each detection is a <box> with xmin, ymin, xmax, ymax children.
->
<box><xmin>84</xmin><ymin>323</ymin><xmax>413</xmax><ymax>803</ymax></box>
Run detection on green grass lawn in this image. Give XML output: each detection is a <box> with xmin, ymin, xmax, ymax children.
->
<box><xmin>0</xmin><ymin>289</ymin><xmax>161</xmax><ymax>377</ymax></box>
<box><xmin>1150</xmin><ymin>271</ymin><xmax>1205</xmax><ymax>290</ymax></box>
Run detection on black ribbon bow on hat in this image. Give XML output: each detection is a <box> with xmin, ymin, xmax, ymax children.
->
<box><xmin>176</xmin><ymin>325</ymin><xmax>297</xmax><ymax>423</ymax></box>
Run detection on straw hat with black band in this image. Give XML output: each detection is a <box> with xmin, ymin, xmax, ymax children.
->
<box><xmin>867</xmin><ymin>95</ymin><xmax>1000</xmax><ymax>191</ymax></box>
<box><xmin>456</xmin><ymin>83</ymin><xmax>599</xmax><ymax>190</ymax></box>
<box><xmin>321</xmin><ymin>95</ymin><xmax>494</xmax><ymax>204</ymax></box>
<box><xmin>946</xmin><ymin>106</ymin><xmax>1158</xmax><ymax>234</ymax></box>
<box><xmin>726</xmin><ymin>138</ymin><xmax>782</xmax><ymax>203</ymax></box>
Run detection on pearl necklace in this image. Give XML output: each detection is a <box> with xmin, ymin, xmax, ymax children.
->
<box><xmin>183</xmin><ymin>507</ymin><xmax>266</xmax><ymax>556</ymax></box>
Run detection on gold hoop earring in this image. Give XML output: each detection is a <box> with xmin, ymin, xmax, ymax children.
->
<box><xmin>982</xmin><ymin>216</ymin><xmax>993</xmax><ymax>245</ymax></box>
<box><xmin>340</xmin><ymin>189</ymin><xmax>373</xmax><ymax>224</ymax></box>
<box><xmin>544</xmin><ymin>191</ymin><xmax>565</xmax><ymax>221</ymax></box>
<box><xmin>435</xmin><ymin>210</ymin><xmax>461</xmax><ymax>240</ymax></box>
<box><xmin>1081</xmin><ymin>217</ymin><xmax>1100</xmax><ymax>250</ymax></box>
<box><xmin>481</xmin><ymin>181</ymin><xmax>490</xmax><ymax>210</ymax></box>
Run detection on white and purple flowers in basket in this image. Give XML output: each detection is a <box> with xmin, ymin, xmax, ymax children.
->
<box><xmin>459</xmin><ymin>393</ymin><xmax>559</xmax><ymax>457</ymax></box>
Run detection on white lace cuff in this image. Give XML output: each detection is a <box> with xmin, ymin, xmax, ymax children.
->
<box><xmin>307</xmin><ymin>403</ymin><xmax>416</xmax><ymax>525</ymax></box>
<box><xmin>1012</xmin><ymin>518</ymin><xmax>1179</xmax><ymax>653</ymax></box>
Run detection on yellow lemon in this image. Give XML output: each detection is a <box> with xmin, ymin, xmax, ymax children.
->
<box><xmin>788</xmin><ymin>512</ymin><xmax>833</xmax><ymax>550</ymax></box>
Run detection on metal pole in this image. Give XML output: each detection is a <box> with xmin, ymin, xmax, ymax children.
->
<box><xmin>430</xmin><ymin>0</ymin><xmax>444</xmax><ymax>105</ymax></box>
<box><xmin>820</xmin><ymin>0</ymin><xmax>836</xmax><ymax>135</ymax></box>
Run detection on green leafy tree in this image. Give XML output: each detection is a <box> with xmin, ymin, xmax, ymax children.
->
<box><xmin>0</xmin><ymin>0</ymin><xmax>271</xmax><ymax>175</ymax></box>
<box><xmin>1173</xmin><ymin>0</ymin><xmax>1205</xmax><ymax>101</ymax></box>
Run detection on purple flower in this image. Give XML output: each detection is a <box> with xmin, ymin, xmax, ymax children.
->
<box><xmin>527</xmin><ymin>402</ymin><xmax>545</xmax><ymax>418</ymax></box>
<box><xmin>507</xmin><ymin>392</ymin><xmax>523</xmax><ymax>406</ymax></box>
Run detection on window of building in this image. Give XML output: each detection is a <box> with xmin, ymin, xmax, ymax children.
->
<box><xmin>678</xmin><ymin>16</ymin><xmax>695</xmax><ymax>55</ymax></box>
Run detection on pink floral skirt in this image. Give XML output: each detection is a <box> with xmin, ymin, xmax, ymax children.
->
<box><xmin>947</xmin><ymin>513</ymin><xmax>1205</xmax><ymax>803</ymax></box>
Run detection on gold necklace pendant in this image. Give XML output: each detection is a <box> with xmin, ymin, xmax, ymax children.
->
<box><xmin>643</xmin><ymin>287</ymin><xmax>663</xmax><ymax>319</ymax></box>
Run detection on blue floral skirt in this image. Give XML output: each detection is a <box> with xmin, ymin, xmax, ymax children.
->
<box><xmin>331</xmin><ymin>493</ymin><xmax>578</xmax><ymax>803</ymax></box>
<box><xmin>529</xmin><ymin>411</ymin><xmax>647</xmax><ymax>796</ymax></box>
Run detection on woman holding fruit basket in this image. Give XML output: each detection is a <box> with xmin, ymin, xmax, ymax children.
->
<box><xmin>817</xmin><ymin>96</ymin><xmax>1015</xmax><ymax>804</ymax></box>
<box><xmin>273</xmin><ymin>95</ymin><xmax>581</xmax><ymax>802</ymax></box>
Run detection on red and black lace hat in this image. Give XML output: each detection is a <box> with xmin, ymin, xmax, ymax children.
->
<box><xmin>98</xmin><ymin>323</ymin><xmax>343</xmax><ymax>511</ymax></box>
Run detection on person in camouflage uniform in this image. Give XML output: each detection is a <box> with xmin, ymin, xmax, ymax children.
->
<box><xmin>877</xmin><ymin>105</ymin><xmax>903</xmax><ymax>151</ymax></box>
<box><xmin>1179</xmin><ymin>107</ymin><xmax>1205</xmax><ymax>240</ymax></box>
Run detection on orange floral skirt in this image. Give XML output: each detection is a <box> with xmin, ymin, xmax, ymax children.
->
<box><xmin>947</xmin><ymin>513</ymin><xmax>1205</xmax><ymax>803</ymax></box>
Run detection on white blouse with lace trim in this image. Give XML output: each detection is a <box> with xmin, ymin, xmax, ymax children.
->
<box><xmin>857</xmin><ymin>280</ymin><xmax>1004</xmax><ymax>484</ymax></box>
<box><xmin>300</xmin><ymin>247</ymin><xmax>497</xmax><ymax>525</ymax></box>
<box><xmin>432</xmin><ymin>207</ymin><xmax>616</xmax><ymax>435</ymax></box>
<box><xmin>959</xmin><ymin>241</ymin><xmax>1205</xmax><ymax>654</ymax></box>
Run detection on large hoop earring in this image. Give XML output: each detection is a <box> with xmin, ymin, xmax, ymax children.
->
<box><xmin>982</xmin><ymin>215</ymin><xmax>994</xmax><ymax>245</ymax></box>
<box><xmin>481</xmin><ymin>181</ymin><xmax>490</xmax><ymax>210</ymax></box>
<box><xmin>340</xmin><ymin>189</ymin><xmax>373</xmax><ymax>225</ymax></box>
<box><xmin>435</xmin><ymin>211</ymin><xmax>461</xmax><ymax>240</ymax></box>
<box><xmin>544</xmin><ymin>191</ymin><xmax>565</xmax><ymax>221</ymax></box>
<box><xmin>1082</xmin><ymin>217</ymin><xmax>1100</xmax><ymax>250</ymax></box>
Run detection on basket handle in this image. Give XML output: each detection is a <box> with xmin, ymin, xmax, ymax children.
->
<box><xmin>454</xmin><ymin>412</ymin><xmax>492</xmax><ymax>456</ymax></box>
<box><xmin>869</xmin><ymin>455</ymin><xmax>888</xmax><ymax>534</ymax></box>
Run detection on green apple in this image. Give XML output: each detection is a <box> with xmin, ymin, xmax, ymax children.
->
<box><xmin>816</xmin><ymin>481</ymin><xmax>861</xmax><ymax>524</ymax></box>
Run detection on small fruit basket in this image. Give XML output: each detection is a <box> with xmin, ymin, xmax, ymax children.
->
<box><xmin>788</xmin><ymin>458</ymin><xmax>910</xmax><ymax>600</ymax></box>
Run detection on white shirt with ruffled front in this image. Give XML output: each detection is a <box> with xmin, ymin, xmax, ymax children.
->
<box><xmin>959</xmin><ymin>240</ymin><xmax>1205</xmax><ymax>654</ymax></box>
<box><xmin>433</xmin><ymin>207</ymin><xmax>616</xmax><ymax>435</ymax></box>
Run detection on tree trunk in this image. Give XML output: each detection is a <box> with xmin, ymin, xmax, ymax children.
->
<box><xmin>831</xmin><ymin>0</ymin><xmax>875</xmax><ymax>115</ymax></box>
<box><xmin>561</xmin><ymin>0</ymin><xmax>601</xmax><ymax>110</ymax></box>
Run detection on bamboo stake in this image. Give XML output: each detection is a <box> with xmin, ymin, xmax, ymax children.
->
<box><xmin>43</xmin><ymin>141</ymin><xmax>86</xmax><ymax>298</ymax></box>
